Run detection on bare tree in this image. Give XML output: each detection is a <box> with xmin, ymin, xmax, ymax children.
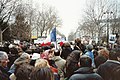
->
<box><xmin>24</xmin><ymin>3</ymin><xmax>38</xmax><ymax>42</ymax></box>
<box><xmin>0</xmin><ymin>0</ymin><xmax>19</xmax><ymax>43</ymax></box>
<box><xmin>68</xmin><ymin>32</ymin><xmax>75</xmax><ymax>41</ymax></box>
<box><xmin>36</xmin><ymin>5</ymin><xmax>62</xmax><ymax>37</ymax></box>
<box><xmin>110</xmin><ymin>0</ymin><xmax>120</xmax><ymax>34</ymax></box>
<box><xmin>78</xmin><ymin>0</ymin><xmax>115</xmax><ymax>42</ymax></box>
<box><xmin>10</xmin><ymin>3</ymin><xmax>31</xmax><ymax>41</ymax></box>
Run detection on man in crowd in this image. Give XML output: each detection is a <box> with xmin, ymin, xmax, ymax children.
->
<box><xmin>97</xmin><ymin>48</ymin><xmax>120</xmax><ymax>80</ymax></box>
<box><xmin>0</xmin><ymin>51</ymin><xmax>9</xmax><ymax>80</ymax></box>
<box><xmin>69</xmin><ymin>55</ymin><xmax>103</xmax><ymax>80</ymax></box>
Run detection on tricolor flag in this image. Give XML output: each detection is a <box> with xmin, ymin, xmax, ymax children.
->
<box><xmin>42</xmin><ymin>27</ymin><xmax>56</xmax><ymax>47</ymax></box>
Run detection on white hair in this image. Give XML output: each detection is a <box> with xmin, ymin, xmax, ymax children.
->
<box><xmin>0</xmin><ymin>51</ymin><xmax>8</xmax><ymax>60</ymax></box>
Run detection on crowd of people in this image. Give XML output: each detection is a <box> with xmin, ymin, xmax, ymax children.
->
<box><xmin>0</xmin><ymin>37</ymin><xmax>120</xmax><ymax>80</ymax></box>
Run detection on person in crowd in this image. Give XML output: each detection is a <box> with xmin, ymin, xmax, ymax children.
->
<box><xmin>94</xmin><ymin>48</ymin><xmax>108</xmax><ymax>68</ymax></box>
<box><xmin>52</xmin><ymin>49</ymin><xmax>66</xmax><ymax>80</ymax></box>
<box><xmin>97</xmin><ymin>48</ymin><xmax>120</xmax><ymax>80</ymax></box>
<box><xmin>110</xmin><ymin>66</ymin><xmax>120</xmax><ymax>80</ymax></box>
<box><xmin>74</xmin><ymin>38</ymin><xmax>86</xmax><ymax>53</ymax></box>
<box><xmin>61</xmin><ymin>42</ymin><xmax>72</xmax><ymax>59</ymax></box>
<box><xmin>35</xmin><ymin>57</ymin><xmax>59</xmax><ymax>80</ymax></box>
<box><xmin>0</xmin><ymin>51</ymin><xmax>10</xmax><ymax>80</ymax></box>
<box><xmin>69</xmin><ymin>55</ymin><xmax>103</xmax><ymax>80</ymax></box>
<box><xmin>50</xmin><ymin>43</ymin><xmax>55</xmax><ymax>49</ymax></box>
<box><xmin>30</xmin><ymin>67</ymin><xmax>54</xmax><ymax>80</ymax></box>
<box><xmin>8</xmin><ymin>47</ymin><xmax>20</xmax><ymax>69</ymax></box>
<box><xmin>35</xmin><ymin>59</ymin><xmax>50</xmax><ymax>68</ymax></box>
<box><xmin>10</xmin><ymin>63</ymin><xmax>33</xmax><ymax>80</ymax></box>
<box><xmin>98</xmin><ymin>48</ymin><xmax>109</xmax><ymax>60</ymax></box>
<box><xmin>34</xmin><ymin>58</ymin><xmax>59</xmax><ymax>80</ymax></box>
<box><xmin>94</xmin><ymin>55</ymin><xmax>107</xmax><ymax>68</ymax></box>
<box><xmin>9</xmin><ymin>52</ymin><xmax>30</xmax><ymax>74</ymax></box>
<box><xmin>30</xmin><ymin>53</ymin><xmax>40</xmax><ymax>66</ymax></box>
<box><xmin>85</xmin><ymin>44</ymin><xmax>95</xmax><ymax>67</ymax></box>
<box><xmin>65</xmin><ymin>50</ymin><xmax>81</xmax><ymax>79</ymax></box>
<box><xmin>41</xmin><ymin>48</ymin><xmax>57</xmax><ymax>68</ymax></box>
<box><xmin>93</xmin><ymin>50</ymin><xmax>98</xmax><ymax>58</ymax></box>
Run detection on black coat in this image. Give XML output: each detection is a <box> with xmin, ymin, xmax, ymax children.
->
<box><xmin>69</xmin><ymin>67</ymin><xmax>103</xmax><ymax>80</ymax></box>
<box><xmin>61</xmin><ymin>47</ymin><xmax>72</xmax><ymax>59</ymax></box>
<box><xmin>97</xmin><ymin>60</ymin><xmax>120</xmax><ymax>80</ymax></box>
<box><xmin>0</xmin><ymin>66</ymin><xmax>9</xmax><ymax>80</ymax></box>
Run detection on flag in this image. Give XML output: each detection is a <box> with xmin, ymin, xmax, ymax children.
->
<box><xmin>42</xmin><ymin>27</ymin><xmax>56</xmax><ymax>47</ymax></box>
<box><xmin>50</xmin><ymin>27</ymin><xmax>56</xmax><ymax>42</ymax></box>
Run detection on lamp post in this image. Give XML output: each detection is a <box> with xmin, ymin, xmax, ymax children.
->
<box><xmin>104</xmin><ymin>11</ymin><xmax>113</xmax><ymax>48</ymax></box>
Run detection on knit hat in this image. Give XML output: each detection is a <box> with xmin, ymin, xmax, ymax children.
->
<box><xmin>14</xmin><ymin>52</ymin><xmax>30</xmax><ymax>65</ymax></box>
<box><xmin>86</xmin><ymin>44</ymin><xmax>93</xmax><ymax>51</ymax></box>
<box><xmin>31</xmin><ymin>53</ymin><xmax>40</xmax><ymax>60</ymax></box>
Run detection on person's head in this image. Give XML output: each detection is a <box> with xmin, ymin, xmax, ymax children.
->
<box><xmin>62</xmin><ymin>42</ymin><xmax>71</xmax><ymax>48</ymax></box>
<box><xmin>48</xmin><ymin>49</ymin><xmax>54</xmax><ymax>60</ymax></box>
<box><xmin>0</xmin><ymin>51</ymin><xmax>9</xmax><ymax>67</ymax></box>
<box><xmin>14</xmin><ymin>53</ymin><xmax>30</xmax><ymax>65</ymax></box>
<box><xmin>9</xmin><ymin>47</ymin><xmax>19</xmax><ymax>54</ymax></box>
<box><xmin>79</xmin><ymin>55</ymin><xmax>92</xmax><ymax>67</ymax></box>
<box><xmin>86</xmin><ymin>44</ymin><xmax>93</xmax><ymax>51</ymax></box>
<box><xmin>16</xmin><ymin>46</ymin><xmax>23</xmax><ymax>55</ymax></box>
<box><xmin>54</xmin><ymin>49</ymin><xmax>60</xmax><ymax>56</ymax></box>
<box><xmin>50</xmin><ymin>43</ymin><xmax>55</xmax><ymax>49</ymax></box>
<box><xmin>15</xmin><ymin>63</ymin><xmax>33</xmax><ymax>80</ymax></box>
<box><xmin>65</xmin><ymin>50</ymin><xmax>81</xmax><ymax>78</ymax></box>
<box><xmin>35</xmin><ymin>59</ymin><xmax>50</xmax><ymax>68</ymax></box>
<box><xmin>94</xmin><ymin>56</ymin><xmax>107</xmax><ymax>68</ymax></box>
<box><xmin>109</xmin><ymin>48</ymin><xmax>120</xmax><ymax>61</ymax></box>
<box><xmin>66</xmin><ymin>50</ymin><xmax>81</xmax><ymax>68</ymax></box>
<box><xmin>21</xmin><ymin>45</ymin><xmax>28</xmax><ymax>52</ymax></box>
<box><xmin>98</xmin><ymin>48</ymin><xmax>109</xmax><ymax>59</ymax></box>
<box><xmin>66</xmin><ymin>50</ymin><xmax>81</xmax><ymax>63</ymax></box>
<box><xmin>30</xmin><ymin>67</ymin><xmax>54</xmax><ymax>80</ymax></box>
<box><xmin>74</xmin><ymin>38</ymin><xmax>81</xmax><ymax>44</ymax></box>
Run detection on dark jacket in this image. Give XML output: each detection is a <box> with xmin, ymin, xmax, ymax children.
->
<box><xmin>69</xmin><ymin>67</ymin><xmax>103</xmax><ymax>80</ymax></box>
<box><xmin>97</xmin><ymin>60</ymin><xmax>120</xmax><ymax>80</ymax></box>
<box><xmin>0</xmin><ymin>66</ymin><xmax>9</xmax><ymax>80</ymax></box>
<box><xmin>61</xmin><ymin>47</ymin><xmax>72</xmax><ymax>59</ymax></box>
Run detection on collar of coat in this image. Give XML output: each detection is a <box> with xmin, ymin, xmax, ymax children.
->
<box><xmin>107</xmin><ymin>60</ymin><xmax>120</xmax><ymax>64</ymax></box>
<box><xmin>73</xmin><ymin>67</ymin><xmax>94</xmax><ymax>74</ymax></box>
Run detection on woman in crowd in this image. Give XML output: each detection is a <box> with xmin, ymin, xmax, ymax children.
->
<box><xmin>30</xmin><ymin>67</ymin><xmax>54</xmax><ymax>80</ymax></box>
<box><xmin>10</xmin><ymin>63</ymin><xmax>33</xmax><ymax>80</ymax></box>
<box><xmin>65</xmin><ymin>50</ymin><xmax>81</xmax><ymax>79</ymax></box>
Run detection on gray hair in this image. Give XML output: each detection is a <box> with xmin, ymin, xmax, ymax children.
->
<box><xmin>86</xmin><ymin>44</ymin><xmax>93</xmax><ymax>51</ymax></box>
<box><xmin>0</xmin><ymin>51</ymin><xmax>8</xmax><ymax>60</ymax></box>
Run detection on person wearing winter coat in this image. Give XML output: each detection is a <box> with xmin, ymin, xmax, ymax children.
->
<box><xmin>69</xmin><ymin>55</ymin><xmax>103</xmax><ymax>80</ymax></box>
<box><xmin>52</xmin><ymin>50</ymin><xmax>66</xmax><ymax>80</ymax></box>
<box><xmin>97</xmin><ymin>48</ymin><xmax>120</xmax><ymax>80</ymax></box>
<box><xmin>0</xmin><ymin>51</ymin><xmax>10</xmax><ymax>80</ymax></box>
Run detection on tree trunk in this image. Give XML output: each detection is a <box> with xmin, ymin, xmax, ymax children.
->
<box><xmin>0</xmin><ymin>29</ymin><xmax>3</xmax><ymax>45</ymax></box>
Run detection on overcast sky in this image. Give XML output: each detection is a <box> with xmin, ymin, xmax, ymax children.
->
<box><xmin>32</xmin><ymin>0</ymin><xmax>87</xmax><ymax>37</ymax></box>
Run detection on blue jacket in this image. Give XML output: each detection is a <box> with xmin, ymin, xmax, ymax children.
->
<box><xmin>85</xmin><ymin>51</ymin><xmax>95</xmax><ymax>67</ymax></box>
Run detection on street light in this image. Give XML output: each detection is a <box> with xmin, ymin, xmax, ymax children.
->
<box><xmin>103</xmin><ymin>11</ymin><xmax>113</xmax><ymax>48</ymax></box>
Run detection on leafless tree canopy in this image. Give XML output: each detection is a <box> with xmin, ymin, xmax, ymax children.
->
<box><xmin>75</xmin><ymin>0</ymin><xmax>120</xmax><ymax>42</ymax></box>
<box><xmin>0</xmin><ymin>0</ymin><xmax>62</xmax><ymax>41</ymax></box>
